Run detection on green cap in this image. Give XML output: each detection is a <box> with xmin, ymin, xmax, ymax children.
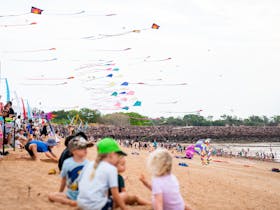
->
<box><xmin>97</xmin><ymin>137</ymin><xmax>127</xmax><ymax>156</ymax></box>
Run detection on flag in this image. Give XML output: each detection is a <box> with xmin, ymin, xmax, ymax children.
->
<box><xmin>21</xmin><ymin>98</ymin><xmax>27</xmax><ymax>120</ymax></box>
<box><xmin>27</xmin><ymin>101</ymin><xmax>33</xmax><ymax>119</ymax></box>
<box><xmin>5</xmin><ymin>79</ymin><xmax>10</xmax><ymax>102</ymax></box>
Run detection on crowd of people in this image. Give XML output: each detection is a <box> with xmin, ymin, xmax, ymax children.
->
<box><xmin>1</xmin><ymin>104</ymin><xmax>279</xmax><ymax>209</ymax></box>
<box><xmin>0</xmin><ymin>106</ymin><xmax>192</xmax><ymax>209</ymax></box>
<box><xmin>0</xmin><ymin>101</ymin><xmax>61</xmax><ymax>159</ymax></box>
<box><xmin>54</xmin><ymin>125</ymin><xmax>280</xmax><ymax>142</ymax></box>
<box><xmin>214</xmin><ymin>147</ymin><xmax>277</xmax><ymax>161</ymax></box>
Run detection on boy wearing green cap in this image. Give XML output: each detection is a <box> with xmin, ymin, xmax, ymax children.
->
<box><xmin>78</xmin><ymin>137</ymin><xmax>128</xmax><ymax>210</ymax></box>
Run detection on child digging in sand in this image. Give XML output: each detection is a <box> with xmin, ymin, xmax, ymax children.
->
<box><xmin>140</xmin><ymin>148</ymin><xmax>192</xmax><ymax>210</ymax></box>
<box><xmin>116</xmin><ymin>157</ymin><xmax>151</xmax><ymax>206</ymax></box>
<box><xmin>77</xmin><ymin>137</ymin><xmax>128</xmax><ymax>210</ymax></box>
<box><xmin>48</xmin><ymin>136</ymin><xmax>93</xmax><ymax>206</ymax></box>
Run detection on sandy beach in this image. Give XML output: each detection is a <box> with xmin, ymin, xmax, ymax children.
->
<box><xmin>0</xmin><ymin>142</ymin><xmax>279</xmax><ymax>210</ymax></box>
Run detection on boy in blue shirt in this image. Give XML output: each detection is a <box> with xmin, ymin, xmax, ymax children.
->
<box><xmin>48</xmin><ymin>136</ymin><xmax>93</xmax><ymax>207</ymax></box>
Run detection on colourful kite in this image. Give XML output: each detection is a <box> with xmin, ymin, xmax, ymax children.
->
<box><xmin>165</xmin><ymin>110</ymin><xmax>203</xmax><ymax>114</ymax></box>
<box><xmin>121</xmin><ymin>82</ymin><xmax>129</xmax><ymax>86</ymax></box>
<box><xmin>20</xmin><ymin>82</ymin><xmax>67</xmax><ymax>86</ymax></box>
<box><xmin>133</xmin><ymin>101</ymin><xmax>142</xmax><ymax>106</ymax></box>
<box><xmin>144</xmin><ymin>57</ymin><xmax>172</xmax><ymax>62</ymax></box>
<box><xmin>31</xmin><ymin>6</ymin><xmax>84</xmax><ymax>16</ymax></box>
<box><xmin>1</xmin><ymin>6</ymin><xmax>107</xmax><ymax>18</ymax></box>
<box><xmin>122</xmin><ymin>106</ymin><xmax>129</xmax><ymax>110</ymax></box>
<box><xmin>120</xmin><ymin>81</ymin><xmax>187</xmax><ymax>86</ymax></box>
<box><xmin>157</xmin><ymin>101</ymin><xmax>178</xmax><ymax>104</ymax></box>
<box><xmin>111</xmin><ymin>92</ymin><xmax>118</xmax><ymax>96</ymax></box>
<box><xmin>26</xmin><ymin>76</ymin><xmax>74</xmax><ymax>80</ymax></box>
<box><xmin>127</xmin><ymin>91</ymin><xmax>135</xmax><ymax>95</ymax></box>
<box><xmin>94</xmin><ymin>48</ymin><xmax>131</xmax><ymax>52</ymax></box>
<box><xmin>31</xmin><ymin>6</ymin><xmax>43</xmax><ymax>15</ymax></box>
<box><xmin>0</xmin><ymin>12</ymin><xmax>29</xmax><ymax>18</ymax></box>
<box><xmin>83</xmin><ymin>23</ymin><xmax>160</xmax><ymax>40</ymax></box>
<box><xmin>151</xmin><ymin>23</ymin><xmax>160</xmax><ymax>29</ymax></box>
<box><xmin>12</xmin><ymin>58</ymin><xmax>57</xmax><ymax>62</ymax></box>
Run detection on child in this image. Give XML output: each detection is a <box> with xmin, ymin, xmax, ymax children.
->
<box><xmin>77</xmin><ymin>137</ymin><xmax>128</xmax><ymax>210</ymax></box>
<box><xmin>48</xmin><ymin>137</ymin><xmax>92</xmax><ymax>206</ymax></box>
<box><xmin>117</xmin><ymin>157</ymin><xmax>151</xmax><ymax>206</ymax></box>
<box><xmin>140</xmin><ymin>148</ymin><xmax>191</xmax><ymax>210</ymax></box>
<box><xmin>58</xmin><ymin>132</ymin><xmax>89</xmax><ymax>171</ymax></box>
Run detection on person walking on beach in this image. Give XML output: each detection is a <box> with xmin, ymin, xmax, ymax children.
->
<box><xmin>140</xmin><ymin>148</ymin><xmax>192</xmax><ymax>210</ymax></box>
<box><xmin>25</xmin><ymin>138</ymin><xmax>58</xmax><ymax>162</ymax></box>
<box><xmin>77</xmin><ymin>137</ymin><xmax>128</xmax><ymax>210</ymax></box>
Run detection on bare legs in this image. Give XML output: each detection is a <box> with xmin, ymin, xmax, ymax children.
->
<box><xmin>48</xmin><ymin>192</ymin><xmax>77</xmax><ymax>207</ymax></box>
<box><xmin>119</xmin><ymin>192</ymin><xmax>151</xmax><ymax>206</ymax></box>
<box><xmin>28</xmin><ymin>144</ymin><xmax>40</xmax><ymax>161</ymax></box>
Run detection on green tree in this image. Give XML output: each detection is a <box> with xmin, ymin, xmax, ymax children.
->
<box><xmin>183</xmin><ymin>114</ymin><xmax>209</xmax><ymax>126</ymax></box>
<box><xmin>101</xmin><ymin>113</ymin><xmax>130</xmax><ymax>126</ymax></box>
<box><xmin>79</xmin><ymin>108</ymin><xmax>101</xmax><ymax>123</ymax></box>
<box><xmin>124</xmin><ymin>112</ymin><xmax>152</xmax><ymax>126</ymax></box>
<box><xmin>244</xmin><ymin>115</ymin><xmax>265</xmax><ymax>126</ymax></box>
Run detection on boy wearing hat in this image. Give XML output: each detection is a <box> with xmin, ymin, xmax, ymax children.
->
<box><xmin>48</xmin><ymin>137</ymin><xmax>92</xmax><ymax>207</ymax></box>
<box><xmin>58</xmin><ymin>132</ymin><xmax>89</xmax><ymax>171</ymax></box>
<box><xmin>25</xmin><ymin>138</ymin><xmax>58</xmax><ymax>162</ymax></box>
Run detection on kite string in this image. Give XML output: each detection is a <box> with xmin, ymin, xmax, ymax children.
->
<box><xmin>149</xmin><ymin>119</ymin><xmax>167</xmax><ymax>142</ymax></box>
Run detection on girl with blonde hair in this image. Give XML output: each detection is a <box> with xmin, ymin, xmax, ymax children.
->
<box><xmin>77</xmin><ymin>138</ymin><xmax>128</xmax><ymax>210</ymax></box>
<box><xmin>140</xmin><ymin>148</ymin><xmax>191</xmax><ymax>210</ymax></box>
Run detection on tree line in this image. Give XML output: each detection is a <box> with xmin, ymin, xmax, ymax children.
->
<box><xmin>50</xmin><ymin>108</ymin><xmax>280</xmax><ymax>127</ymax></box>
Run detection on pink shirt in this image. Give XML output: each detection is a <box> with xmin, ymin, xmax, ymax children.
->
<box><xmin>152</xmin><ymin>174</ymin><xmax>185</xmax><ymax>210</ymax></box>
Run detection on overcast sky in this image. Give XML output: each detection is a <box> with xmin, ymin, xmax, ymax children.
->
<box><xmin>0</xmin><ymin>0</ymin><xmax>280</xmax><ymax>118</ymax></box>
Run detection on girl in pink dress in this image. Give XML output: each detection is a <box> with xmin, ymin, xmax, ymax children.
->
<box><xmin>140</xmin><ymin>148</ymin><xmax>192</xmax><ymax>210</ymax></box>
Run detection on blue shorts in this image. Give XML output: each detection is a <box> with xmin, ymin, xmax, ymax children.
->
<box><xmin>101</xmin><ymin>197</ymin><xmax>113</xmax><ymax>210</ymax></box>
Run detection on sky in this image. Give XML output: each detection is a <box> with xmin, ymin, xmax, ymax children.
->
<box><xmin>0</xmin><ymin>0</ymin><xmax>280</xmax><ymax>119</ymax></box>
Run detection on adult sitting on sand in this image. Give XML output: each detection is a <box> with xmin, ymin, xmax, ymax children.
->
<box><xmin>25</xmin><ymin>138</ymin><xmax>58</xmax><ymax>162</ymax></box>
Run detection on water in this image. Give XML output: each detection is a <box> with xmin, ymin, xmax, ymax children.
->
<box><xmin>213</xmin><ymin>142</ymin><xmax>280</xmax><ymax>162</ymax></box>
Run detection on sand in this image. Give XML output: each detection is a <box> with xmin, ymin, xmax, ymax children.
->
<box><xmin>0</xmin><ymin>142</ymin><xmax>279</xmax><ymax>210</ymax></box>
